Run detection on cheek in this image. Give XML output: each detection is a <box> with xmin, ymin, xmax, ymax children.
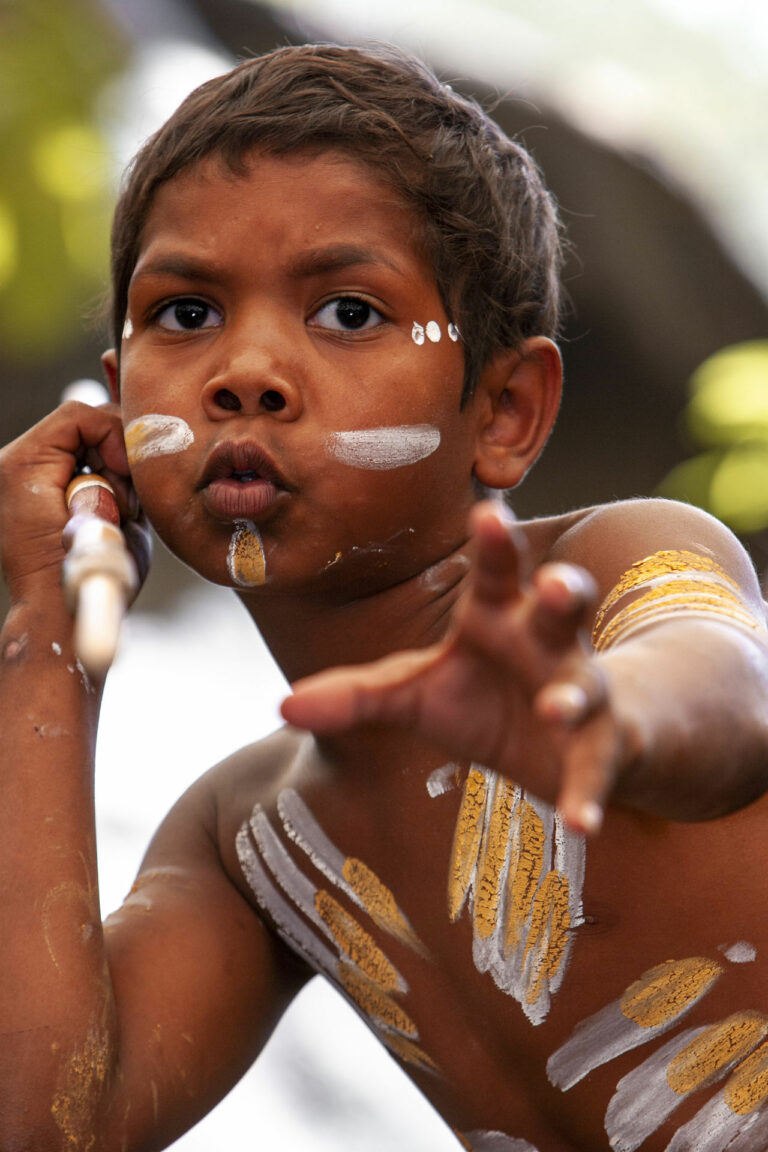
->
<box><xmin>124</xmin><ymin>413</ymin><xmax>195</xmax><ymax>467</ymax></box>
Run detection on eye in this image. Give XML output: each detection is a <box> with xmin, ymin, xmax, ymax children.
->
<box><xmin>153</xmin><ymin>298</ymin><xmax>223</xmax><ymax>332</ymax></box>
<box><xmin>310</xmin><ymin>296</ymin><xmax>384</xmax><ymax>332</ymax></box>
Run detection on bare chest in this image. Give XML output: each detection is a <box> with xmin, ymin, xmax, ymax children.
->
<box><xmin>227</xmin><ymin>760</ymin><xmax>768</xmax><ymax>1152</ymax></box>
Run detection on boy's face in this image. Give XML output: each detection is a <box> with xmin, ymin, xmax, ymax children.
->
<box><xmin>112</xmin><ymin>150</ymin><xmax>487</xmax><ymax>595</ymax></box>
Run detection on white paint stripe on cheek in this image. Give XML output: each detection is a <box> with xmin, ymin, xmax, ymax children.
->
<box><xmin>326</xmin><ymin>425</ymin><xmax>441</xmax><ymax>470</ymax></box>
<box><xmin>124</xmin><ymin>414</ymin><xmax>194</xmax><ymax>463</ymax></box>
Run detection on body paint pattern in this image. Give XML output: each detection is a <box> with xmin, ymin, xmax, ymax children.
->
<box><xmin>123</xmin><ymin>414</ymin><xmax>194</xmax><ymax>464</ymax></box>
<box><xmin>411</xmin><ymin>320</ymin><xmax>448</xmax><ymax>345</ymax></box>
<box><xmin>227</xmin><ymin>520</ymin><xmax>266</xmax><ymax>586</ymax></box>
<box><xmin>457</xmin><ymin>1131</ymin><xmax>539</xmax><ymax>1151</ymax></box>
<box><xmin>592</xmin><ymin>551</ymin><xmax>766</xmax><ymax>652</ymax></box>
<box><xmin>236</xmin><ymin>794</ymin><xmax>434</xmax><ymax>1072</ymax></box>
<box><xmin>548</xmin><ymin>949</ymin><xmax>768</xmax><ymax>1150</ymax></box>
<box><xmin>444</xmin><ymin>764</ymin><xmax>585</xmax><ymax>1026</ymax></box>
<box><xmin>326</xmin><ymin>425</ymin><xmax>441</xmax><ymax>470</ymax></box>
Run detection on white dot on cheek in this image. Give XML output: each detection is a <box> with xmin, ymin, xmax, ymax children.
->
<box><xmin>448</xmin><ymin>323</ymin><xmax>461</xmax><ymax>342</ymax></box>
<box><xmin>122</xmin><ymin>317</ymin><xmax>134</xmax><ymax>340</ymax></box>
<box><xmin>411</xmin><ymin>322</ymin><xmax>425</xmax><ymax>345</ymax></box>
<box><xmin>425</xmin><ymin>321</ymin><xmax>442</xmax><ymax>343</ymax></box>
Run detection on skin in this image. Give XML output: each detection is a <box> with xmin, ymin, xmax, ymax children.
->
<box><xmin>2</xmin><ymin>150</ymin><xmax>768</xmax><ymax>1151</ymax></box>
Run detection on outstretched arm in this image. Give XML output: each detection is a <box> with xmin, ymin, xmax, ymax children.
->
<box><xmin>282</xmin><ymin>500</ymin><xmax>768</xmax><ymax>833</ymax></box>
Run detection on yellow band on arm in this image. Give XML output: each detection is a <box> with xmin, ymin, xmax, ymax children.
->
<box><xmin>591</xmin><ymin>551</ymin><xmax>766</xmax><ymax>652</ymax></box>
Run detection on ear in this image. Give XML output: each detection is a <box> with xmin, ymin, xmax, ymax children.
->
<box><xmin>101</xmin><ymin>348</ymin><xmax>120</xmax><ymax>403</ymax></box>
<box><xmin>472</xmin><ymin>336</ymin><xmax>562</xmax><ymax>490</ymax></box>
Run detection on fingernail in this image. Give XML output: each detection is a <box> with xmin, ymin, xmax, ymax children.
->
<box><xmin>551</xmin><ymin>683</ymin><xmax>589</xmax><ymax>722</ymax></box>
<box><xmin>578</xmin><ymin>801</ymin><xmax>603</xmax><ymax>835</ymax></box>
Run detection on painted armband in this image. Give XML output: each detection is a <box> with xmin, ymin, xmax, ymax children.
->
<box><xmin>591</xmin><ymin>550</ymin><xmax>766</xmax><ymax>653</ymax></box>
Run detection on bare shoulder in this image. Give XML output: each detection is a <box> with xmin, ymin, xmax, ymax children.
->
<box><xmin>522</xmin><ymin>497</ymin><xmax>764</xmax><ymax>608</ymax></box>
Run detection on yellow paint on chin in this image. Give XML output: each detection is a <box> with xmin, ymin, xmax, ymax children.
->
<box><xmin>523</xmin><ymin>870</ymin><xmax>571</xmax><ymax>1006</ymax></box>
<box><xmin>504</xmin><ymin>796</ymin><xmax>546</xmax><ymax>953</ymax></box>
<box><xmin>228</xmin><ymin>521</ymin><xmax>266</xmax><ymax>586</ymax></box>
<box><xmin>666</xmin><ymin>1012</ymin><xmax>768</xmax><ymax>1096</ymax></box>
<box><xmin>315</xmin><ymin>890</ymin><xmax>400</xmax><ymax>991</ymax></box>
<box><xmin>620</xmin><ymin>957</ymin><xmax>723</xmax><ymax>1029</ymax></box>
<box><xmin>448</xmin><ymin>766</ymin><xmax>488</xmax><ymax>921</ymax></box>
<box><xmin>341</xmin><ymin>856</ymin><xmax>425</xmax><ymax>954</ymax></box>
<box><xmin>724</xmin><ymin>1039</ymin><xmax>768</xmax><ymax>1115</ymax></box>
<box><xmin>473</xmin><ymin>776</ymin><xmax>515</xmax><ymax>941</ymax></box>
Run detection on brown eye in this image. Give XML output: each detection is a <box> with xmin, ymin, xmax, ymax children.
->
<box><xmin>155</xmin><ymin>299</ymin><xmax>223</xmax><ymax>331</ymax></box>
<box><xmin>310</xmin><ymin>296</ymin><xmax>383</xmax><ymax>332</ymax></box>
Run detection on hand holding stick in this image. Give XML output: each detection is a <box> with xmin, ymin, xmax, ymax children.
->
<box><xmin>62</xmin><ymin>474</ymin><xmax>138</xmax><ymax>679</ymax></box>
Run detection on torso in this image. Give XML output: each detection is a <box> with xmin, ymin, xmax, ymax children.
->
<box><xmin>212</xmin><ymin>723</ymin><xmax>768</xmax><ymax>1152</ymax></box>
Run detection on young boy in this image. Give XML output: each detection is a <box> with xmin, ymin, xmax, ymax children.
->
<box><xmin>2</xmin><ymin>43</ymin><xmax>768</xmax><ymax>1152</ymax></box>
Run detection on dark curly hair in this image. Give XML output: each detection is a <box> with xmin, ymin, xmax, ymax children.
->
<box><xmin>110</xmin><ymin>42</ymin><xmax>563</xmax><ymax>400</ymax></box>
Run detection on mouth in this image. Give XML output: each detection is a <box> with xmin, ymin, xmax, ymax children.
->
<box><xmin>199</xmin><ymin>440</ymin><xmax>290</xmax><ymax>520</ymax></box>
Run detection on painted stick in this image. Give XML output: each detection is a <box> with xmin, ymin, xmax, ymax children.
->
<box><xmin>62</xmin><ymin>474</ymin><xmax>138</xmax><ymax>678</ymax></box>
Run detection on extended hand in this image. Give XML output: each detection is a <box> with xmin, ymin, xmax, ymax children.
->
<box><xmin>282</xmin><ymin>503</ymin><xmax>622</xmax><ymax>833</ymax></box>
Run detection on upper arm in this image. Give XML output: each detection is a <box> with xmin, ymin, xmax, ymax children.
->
<box><xmin>550</xmin><ymin>497</ymin><xmax>766</xmax><ymax>624</ymax></box>
<box><xmin>101</xmin><ymin>767</ymin><xmax>309</xmax><ymax>1151</ymax></box>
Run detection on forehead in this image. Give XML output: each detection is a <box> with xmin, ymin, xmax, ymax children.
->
<box><xmin>137</xmin><ymin>149</ymin><xmax>429</xmax><ymax>271</ymax></box>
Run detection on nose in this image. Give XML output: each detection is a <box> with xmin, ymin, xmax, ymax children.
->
<box><xmin>201</xmin><ymin>327</ymin><xmax>303</xmax><ymax>422</ymax></box>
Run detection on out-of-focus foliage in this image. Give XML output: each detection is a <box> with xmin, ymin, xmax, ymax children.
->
<box><xmin>0</xmin><ymin>0</ymin><xmax>128</xmax><ymax>363</ymax></box>
<box><xmin>658</xmin><ymin>342</ymin><xmax>768</xmax><ymax>535</ymax></box>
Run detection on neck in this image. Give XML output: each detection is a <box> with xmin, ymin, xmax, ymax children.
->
<box><xmin>238</xmin><ymin>542</ymin><xmax>471</xmax><ymax>684</ymax></box>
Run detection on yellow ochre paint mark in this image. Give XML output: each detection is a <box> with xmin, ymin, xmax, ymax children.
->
<box><xmin>315</xmin><ymin>890</ymin><xmax>400</xmax><ymax>991</ymax></box>
<box><xmin>448</xmin><ymin>766</ymin><xmax>488</xmax><ymax>921</ymax></box>
<box><xmin>227</xmin><ymin>521</ymin><xmax>266</xmax><ymax>586</ymax></box>
<box><xmin>337</xmin><ymin>961</ymin><xmax>418</xmax><ymax>1037</ymax></box>
<box><xmin>593</xmin><ymin>551</ymin><xmax>738</xmax><ymax>628</ymax></box>
<box><xmin>51</xmin><ymin>1025</ymin><xmax>111</xmax><ymax>1150</ymax></box>
<box><xmin>620</xmin><ymin>957</ymin><xmax>723</xmax><ymax>1029</ymax></box>
<box><xmin>382</xmin><ymin>1030</ymin><xmax>440</xmax><ymax>1073</ymax></box>
<box><xmin>724</xmin><ymin>1039</ymin><xmax>768</xmax><ymax>1115</ymax></box>
<box><xmin>504</xmin><ymin>796</ymin><xmax>546</xmax><ymax>954</ymax></box>
<box><xmin>666</xmin><ymin>1011</ymin><xmax>768</xmax><ymax>1096</ymax></box>
<box><xmin>594</xmin><ymin>581</ymin><xmax>762</xmax><ymax>652</ymax></box>
<box><xmin>473</xmin><ymin>776</ymin><xmax>515</xmax><ymax>941</ymax></box>
<box><xmin>341</xmin><ymin>856</ymin><xmax>425</xmax><ymax>954</ymax></box>
<box><xmin>523</xmin><ymin>870</ymin><xmax>571</xmax><ymax>1006</ymax></box>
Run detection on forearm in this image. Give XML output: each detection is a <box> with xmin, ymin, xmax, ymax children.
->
<box><xmin>0</xmin><ymin>592</ymin><xmax>118</xmax><ymax>1146</ymax></box>
<box><xmin>602</xmin><ymin>618</ymin><xmax>768</xmax><ymax>822</ymax></box>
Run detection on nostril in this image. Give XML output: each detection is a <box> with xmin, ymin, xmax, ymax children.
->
<box><xmin>214</xmin><ymin>388</ymin><xmax>242</xmax><ymax>412</ymax></box>
<box><xmin>261</xmin><ymin>389</ymin><xmax>286</xmax><ymax>413</ymax></box>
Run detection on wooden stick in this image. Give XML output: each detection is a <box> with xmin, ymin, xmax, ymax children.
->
<box><xmin>63</xmin><ymin>475</ymin><xmax>138</xmax><ymax>678</ymax></box>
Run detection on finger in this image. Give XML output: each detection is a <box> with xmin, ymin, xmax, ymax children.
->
<box><xmin>529</xmin><ymin>563</ymin><xmax>597</xmax><ymax>649</ymax></box>
<box><xmin>468</xmin><ymin>501</ymin><xmax>529</xmax><ymax>606</ymax></box>
<box><xmin>535</xmin><ymin>661</ymin><xmax>607</xmax><ymax>726</ymax></box>
<box><xmin>282</xmin><ymin>649</ymin><xmax>433</xmax><ymax>732</ymax></box>
<box><xmin>555</xmin><ymin>717</ymin><xmax>619</xmax><ymax>835</ymax></box>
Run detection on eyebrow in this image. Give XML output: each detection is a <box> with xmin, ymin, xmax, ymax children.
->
<box><xmin>130</xmin><ymin>243</ymin><xmax>404</xmax><ymax>288</ymax></box>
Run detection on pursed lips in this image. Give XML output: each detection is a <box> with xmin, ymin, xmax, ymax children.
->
<box><xmin>199</xmin><ymin>440</ymin><xmax>291</xmax><ymax>521</ymax></box>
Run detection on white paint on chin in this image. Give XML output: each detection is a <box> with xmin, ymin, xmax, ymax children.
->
<box><xmin>326</xmin><ymin>425</ymin><xmax>441</xmax><ymax>470</ymax></box>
